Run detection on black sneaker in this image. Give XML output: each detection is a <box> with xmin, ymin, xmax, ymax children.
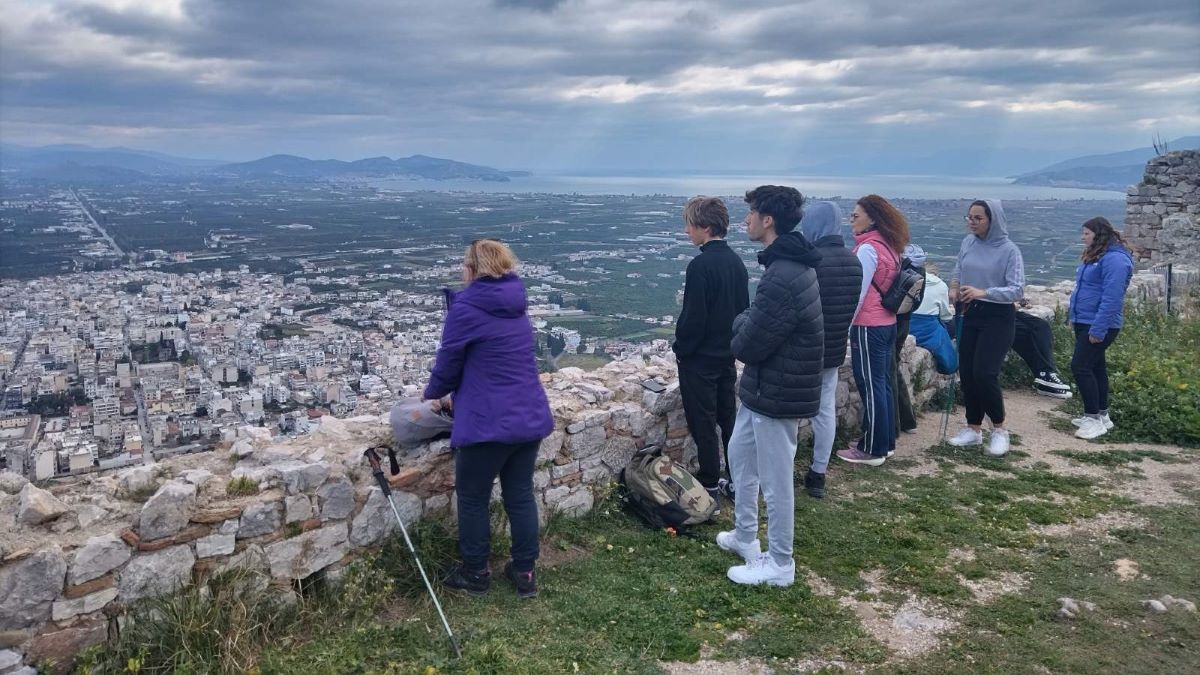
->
<box><xmin>444</xmin><ymin>563</ymin><xmax>491</xmax><ymax>597</ymax></box>
<box><xmin>705</xmin><ymin>487</ymin><xmax>722</xmax><ymax>516</ymax></box>
<box><xmin>804</xmin><ymin>469</ymin><xmax>826</xmax><ymax>499</ymax></box>
<box><xmin>504</xmin><ymin>562</ymin><xmax>538</xmax><ymax>599</ymax></box>
<box><xmin>1034</xmin><ymin>372</ymin><xmax>1073</xmax><ymax>399</ymax></box>
<box><xmin>717</xmin><ymin>478</ymin><xmax>736</xmax><ymax>504</ymax></box>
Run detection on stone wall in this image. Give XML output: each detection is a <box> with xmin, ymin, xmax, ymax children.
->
<box><xmin>1124</xmin><ymin>149</ymin><xmax>1200</xmax><ymax>265</ymax></box>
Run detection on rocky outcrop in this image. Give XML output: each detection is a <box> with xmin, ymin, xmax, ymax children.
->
<box><xmin>1125</xmin><ymin>149</ymin><xmax>1200</xmax><ymax>265</ymax></box>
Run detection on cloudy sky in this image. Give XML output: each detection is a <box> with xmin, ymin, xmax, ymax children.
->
<box><xmin>1</xmin><ymin>0</ymin><xmax>1198</xmax><ymax>173</ymax></box>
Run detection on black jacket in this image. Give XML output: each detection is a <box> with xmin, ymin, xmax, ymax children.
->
<box><xmin>673</xmin><ymin>239</ymin><xmax>750</xmax><ymax>362</ymax></box>
<box><xmin>732</xmin><ymin>232</ymin><xmax>824</xmax><ymax>418</ymax></box>
<box><xmin>810</xmin><ymin>234</ymin><xmax>863</xmax><ymax>369</ymax></box>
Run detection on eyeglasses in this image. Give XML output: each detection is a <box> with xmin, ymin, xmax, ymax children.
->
<box><xmin>964</xmin><ymin>216</ymin><xmax>988</xmax><ymax>223</ymax></box>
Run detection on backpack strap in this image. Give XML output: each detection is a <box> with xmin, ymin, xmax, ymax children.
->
<box><xmin>870</xmin><ymin>244</ymin><xmax>902</xmax><ymax>296</ymax></box>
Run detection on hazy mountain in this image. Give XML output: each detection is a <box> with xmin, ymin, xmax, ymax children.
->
<box><xmin>215</xmin><ymin>153</ymin><xmax>521</xmax><ymax>181</ymax></box>
<box><xmin>1</xmin><ymin>143</ymin><xmax>224</xmax><ymax>175</ymax></box>
<box><xmin>797</xmin><ymin>146</ymin><xmax>1082</xmax><ymax>178</ymax></box>
<box><xmin>1012</xmin><ymin>136</ymin><xmax>1200</xmax><ymax>190</ymax></box>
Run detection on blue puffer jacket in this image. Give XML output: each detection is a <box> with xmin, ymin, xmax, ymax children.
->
<box><xmin>1068</xmin><ymin>244</ymin><xmax>1134</xmax><ymax>339</ymax></box>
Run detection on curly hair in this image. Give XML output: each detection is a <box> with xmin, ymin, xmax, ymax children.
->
<box><xmin>1081</xmin><ymin>216</ymin><xmax>1126</xmax><ymax>263</ymax></box>
<box><xmin>856</xmin><ymin>194</ymin><xmax>910</xmax><ymax>254</ymax></box>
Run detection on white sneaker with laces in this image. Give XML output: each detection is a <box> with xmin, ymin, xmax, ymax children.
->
<box><xmin>1072</xmin><ymin>414</ymin><xmax>1113</xmax><ymax>430</ymax></box>
<box><xmin>716</xmin><ymin>530</ymin><xmax>761</xmax><ymax>563</ymax></box>
<box><xmin>948</xmin><ymin>427</ymin><xmax>983</xmax><ymax>447</ymax></box>
<box><xmin>1075</xmin><ymin>417</ymin><xmax>1108</xmax><ymax>440</ymax></box>
<box><xmin>987</xmin><ymin>428</ymin><xmax>1011</xmax><ymax>457</ymax></box>
<box><xmin>727</xmin><ymin>552</ymin><xmax>795</xmax><ymax>587</ymax></box>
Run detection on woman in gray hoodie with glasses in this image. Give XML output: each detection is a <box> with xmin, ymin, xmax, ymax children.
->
<box><xmin>948</xmin><ymin>199</ymin><xmax>1025</xmax><ymax>457</ymax></box>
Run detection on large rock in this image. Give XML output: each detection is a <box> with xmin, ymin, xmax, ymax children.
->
<box><xmin>70</xmin><ymin>534</ymin><xmax>131</xmax><ymax>585</ymax></box>
<box><xmin>238</xmin><ymin>501</ymin><xmax>283</xmax><ymax>539</ymax></box>
<box><xmin>117</xmin><ymin>545</ymin><xmax>194</xmax><ymax>603</ymax></box>
<box><xmin>276</xmin><ymin>461</ymin><xmax>331</xmax><ymax>495</ymax></box>
<box><xmin>264</xmin><ymin>523</ymin><xmax>349</xmax><ymax>579</ymax></box>
<box><xmin>24</xmin><ymin>616</ymin><xmax>107</xmax><ymax>674</ymax></box>
<box><xmin>350</xmin><ymin>487</ymin><xmax>421</xmax><ymax>547</ymax></box>
<box><xmin>195</xmin><ymin>532</ymin><xmax>236</xmax><ymax>558</ymax></box>
<box><xmin>316</xmin><ymin>476</ymin><xmax>354</xmax><ymax>520</ymax></box>
<box><xmin>284</xmin><ymin>495</ymin><xmax>312</xmax><ymax>523</ymax></box>
<box><xmin>565</xmin><ymin>425</ymin><xmax>606</xmax><ymax>460</ymax></box>
<box><xmin>136</xmin><ymin>480</ymin><xmax>196</xmax><ymax>541</ymax></box>
<box><xmin>0</xmin><ymin>549</ymin><xmax>67</xmax><ymax>631</ymax></box>
<box><xmin>17</xmin><ymin>484</ymin><xmax>70</xmax><ymax>526</ymax></box>
<box><xmin>0</xmin><ymin>471</ymin><xmax>28</xmax><ymax>495</ymax></box>
<box><xmin>50</xmin><ymin>587</ymin><xmax>118</xmax><ymax>622</ymax></box>
<box><xmin>116</xmin><ymin>464</ymin><xmax>161</xmax><ymax>497</ymax></box>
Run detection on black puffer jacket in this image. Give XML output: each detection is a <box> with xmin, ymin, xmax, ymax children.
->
<box><xmin>732</xmin><ymin>231</ymin><xmax>824</xmax><ymax>418</ymax></box>
<box><xmin>811</xmin><ymin>234</ymin><xmax>863</xmax><ymax>369</ymax></box>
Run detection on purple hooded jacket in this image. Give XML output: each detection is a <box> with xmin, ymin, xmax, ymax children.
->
<box><xmin>423</xmin><ymin>273</ymin><xmax>554</xmax><ymax>449</ymax></box>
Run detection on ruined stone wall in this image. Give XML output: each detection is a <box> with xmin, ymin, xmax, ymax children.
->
<box><xmin>0</xmin><ymin>345</ymin><xmax>943</xmax><ymax>672</ymax></box>
<box><xmin>1124</xmin><ymin>149</ymin><xmax>1200</xmax><ymax>265</ymax></box>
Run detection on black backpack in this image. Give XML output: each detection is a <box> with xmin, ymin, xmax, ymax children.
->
<box><xmin>617</xmin><ymin>445</ymin><xmax>716</xmax><ymax>535</ymax></box>
<box><xmin>872</xmin><ymin>249</ymin><xmax>926</xmax><ymax>315</ymax></box>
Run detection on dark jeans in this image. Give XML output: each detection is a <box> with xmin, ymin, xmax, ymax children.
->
<box><xmin>1071</xmin><ymin>324</ymin><xmax>1120</xmax><ymax>414</ymax></box>
<box><xmin>851</xmin><ymin>324</ymin><xmax>897</xmax><ymax>457</ymax></box>
<box><xmin>1013</xmin><ymin>312</ymin><xmax>1057</xmax><ymax>375</ymax></box>
<box><xmin>455</xmin><ymin>440</ymin><xmax>540</xmax><ymax>573</ymax></box>
<box><xmin>891</xmin><ymin>313</ymin><xmax>917</xmax><ymax>435</ymax></box>
<box><xmin>959</xmin><ymin>302</ymin><xmax>1016</xmax><ymax>426</ymax></box>
<box><xmin>678</xmin><ymin>356</ymin><xmax>737</xmax><ymax>488</ymax></box>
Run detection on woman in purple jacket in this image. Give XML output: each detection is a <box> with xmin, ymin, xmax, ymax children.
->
<box><xmin>1067</xmin><ymin>217</ymin><xmax>1133</xmax><ymax>440</ymax></box>
<box><xmin>424</xmin><ymin>239</ymin><xmax>554</xmax><ymax>598</ymax></box>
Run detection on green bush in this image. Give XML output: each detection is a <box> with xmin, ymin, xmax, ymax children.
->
<box><xmin>1055</xmin><ymin>304</ymin><xmax>1200</xmax><ymax>447</ymax></box>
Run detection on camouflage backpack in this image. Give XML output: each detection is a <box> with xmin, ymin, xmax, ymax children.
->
<box><xmin>619</xmin><ymin>445</ymin><xmax>717</xmax><ymax>532</ymax></box>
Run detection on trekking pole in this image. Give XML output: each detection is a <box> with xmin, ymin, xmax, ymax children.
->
<box><xmin>363</xmin><ymin>446</ymin><xmax>463</xmax><ymax>658</ymax></box>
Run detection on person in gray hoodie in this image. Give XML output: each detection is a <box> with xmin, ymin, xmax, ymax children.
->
<box><xmin>948</xmin><ymin>199</ymin><xmax>1025</xmax><ymax>457</ymax></box>
<box><xmin>798</xmin><ymin>201</ymin><xmax>862</xmax><ymax>498</ymax></box>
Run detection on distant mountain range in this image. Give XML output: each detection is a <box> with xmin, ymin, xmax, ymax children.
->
<box><xmin>0</xmin><ymin>144</ymin><xmax>526</xmax><ymax>183</ymax></box>
<box><xmin>1011</xmin><ymin>136</ymin><xmax>1200</xmax><ymax>191</ymax></box>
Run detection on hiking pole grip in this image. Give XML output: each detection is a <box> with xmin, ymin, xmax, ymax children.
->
<box><xmin>363</xmin><ymin>446</ymin><xmax>393</xmax><ymax>495</ymax></box>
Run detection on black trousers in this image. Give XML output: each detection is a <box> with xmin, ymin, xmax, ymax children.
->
<box><xmin>959</xmin><ymin>302</ymin><xmax>1016</xmax><ymax>426</ymax></box>
<box><xmin>678</xmin><ymin>356</ymin><xmax>737</xmax><ymax>488</ymax></box>
<box><xmin>1013</xmin><ymin>312</ymin><xmax>1057</xmax><ymax>376</ymax></box>
<box><xmin>1071</xmin><ymin>324</ymin><xmax>1120</xmax><ymax>414</ymax></box>
<box><xmin>456</xmin><ymin>440</ymin><xmax>540</xmax><ymax>573</ymax></box>
<box><xmin>891</xmin><ymin>313</ymin><xmax>917</xmax><ymax>434</ymax></box>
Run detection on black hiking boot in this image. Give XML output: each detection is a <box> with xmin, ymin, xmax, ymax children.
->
<box><xmin>804</xmin><ymin>469</ymin><xmax>826</xmax><ymax>499</ymax></box>
<box><xmin>444</xmin><ymin>563</ymin><xmax>491</xmax><ymax>596</ymax></box>
<box><xmin>504</xmin><ymin>562</ymin><xmax>538</xmax><ymax>599</ymax></box>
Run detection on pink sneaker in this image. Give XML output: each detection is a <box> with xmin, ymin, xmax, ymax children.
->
<box><xmin>836</xmin><ymin>447</ymin><xmax>886</xmax><ymax>467</ymax></box>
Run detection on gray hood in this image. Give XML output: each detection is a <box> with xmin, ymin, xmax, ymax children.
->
<box><xmin>800</xmin><ymin>201</ymin><xmax>844</xmax><ymax>243</ymax></box>
<box><xmin>977</xmin><ymin>199</ymin><xmax>1010</xmax><ymax>246</ymax></box>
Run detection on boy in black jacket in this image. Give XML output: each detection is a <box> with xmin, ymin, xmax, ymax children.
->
<box><xmin>673</xmin><ymin>196</ymin><xmax>750</xmax><ymax>508</ymax></box>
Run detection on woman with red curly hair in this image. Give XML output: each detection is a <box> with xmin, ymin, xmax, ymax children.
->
<box><xmin>837</xmin><ymin>194</ymin><xmax>910</xmax><ymax>467</ymax></box>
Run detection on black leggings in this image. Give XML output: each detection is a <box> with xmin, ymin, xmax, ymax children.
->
<box><xmin>1071</xmin><ymin>324</ymin><xmax>1120</xmax><ymax>415</ymax></box>
<box><xmin>958</xmin><ymin>302</ymin><xmax>1016</xmax><ymax>426</ymax></box>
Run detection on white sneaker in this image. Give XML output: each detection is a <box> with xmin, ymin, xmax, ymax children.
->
<box><xmin>987</xmin><ymin>428</ymin><xmax>1011</xmax><ymax>457</ymax></box>
<box><xmin>727</xmin><ymin>553</ymin><xmax>795</xmax><ymax>587</ymax></box>
<box><xmin>716</xmin><ymin>530</ymin><xmax>761</xmax><ymax>563</ymax></box>
<box><xmin>1075</xmin><ymin>417</ymin><xmax>1109</xmax><ymax>440</ymax></box>
<box><xmin>948</xmin><ymin>427</ymin><xmax>983</xmax><ymax>447</ymax></box>
<box><xmin>1072</xmin><ymin>414</ymin><xmax>1113</xmax><ymax>430</ymax></box>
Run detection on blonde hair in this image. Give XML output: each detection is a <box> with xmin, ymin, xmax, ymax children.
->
<box><xmin>464</xmin><ymin>238</ymin><xmax>518</xmax><ymax>279</ymax></box>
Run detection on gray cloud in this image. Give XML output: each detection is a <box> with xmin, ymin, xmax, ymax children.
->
<box><xmin>0</xmin><ymin>0</ymin><xmax>1196</xmax><ymax>171</ymax></box>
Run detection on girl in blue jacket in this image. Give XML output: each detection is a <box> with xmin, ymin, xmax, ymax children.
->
<box><xmin>1067</xmin><ymin>217</ymin><xmax>1133</xmax><ymax>440</ymax></box>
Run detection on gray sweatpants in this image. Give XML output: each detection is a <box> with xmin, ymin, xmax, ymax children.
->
<box><xmin>728</xmin><ymin>403</ymin><xmax>799</xmax><ymax>567</ymax></box>
<box><xmin>809</xmin><ymin>366</ymin><xmax>840</xmax><ymax>474</ymax></box>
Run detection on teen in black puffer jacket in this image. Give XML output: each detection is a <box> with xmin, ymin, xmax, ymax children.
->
<box><xmin>732</xmin><ymin>230</ymin><xmax>824</xmax><ymax>419</ymax></box>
